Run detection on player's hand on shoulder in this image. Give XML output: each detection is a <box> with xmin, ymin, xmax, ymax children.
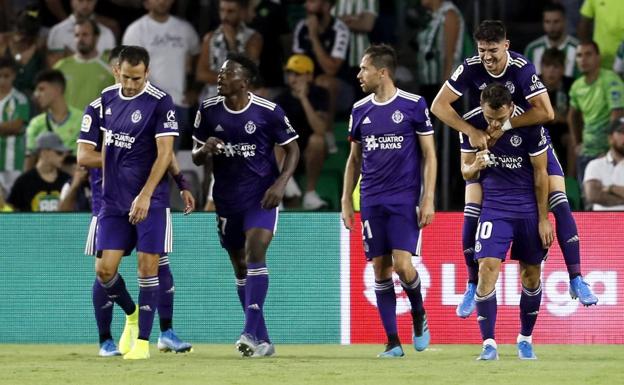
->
<box><xmin>261</xmin><ymin>182</ymin><xmax>286</xmax><ymax>209</ymax></box>
<box><xmin>538</xmin><ymin>218</ymin><xmax>554</xmax><ymax>249</ymax></box>
<box><xmin>202</xmin><ymin>137</ymin><xmax>225</xmax><ymax>156</ymax></box>
<box><xmin>468</xmin><ymin>128</ymin><xmax>490</xmax><ymax>150</ymax></box>
<box><xmin>418</xmin><ymin>199</ymin><xmax>435</xmax><ymax>228</ymax></box>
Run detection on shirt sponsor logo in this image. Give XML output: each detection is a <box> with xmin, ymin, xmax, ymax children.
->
<box><xmin>193</xmin><ymin>110</ymin><xmax>201</xmax><ymax>128</ymax></box>
<box><xmin>81</xmin><ymin>114</ymin><xmax>92</xmax><ymax>132</ymax></box>
<box><xmin>104</xmin><ymin>130</ymin><xmax>136</xmax><ymax>149</ymax></box>
<box><xmin>530</xmin><ymin>74</ymin><xmax>545</xmax><ymax>92</ymax></box>
<box><xmin>284</xmin><ymin>116</ymin><xmax>296</xmax><ymax>134</ymax></box>
<box><xmin>510</xmin><ymin>135</ymin><xmax>522</xmax><ymax>147</ymax></box>
<box><xmin>392</xmin><ymin>110</ymin><xmax>404</xmax><ymax>124</ymax></box>
<box><xmin>221</xmin><ymin>142</ymin><xmax>257</xmax><ymax>158</ymax></box>
<box><xmin>163</xmin><ymin>109</ymin><xmax>178</xmax><ymax>130</ymax></box>
<box><xmin>363</xmin><ymin>134</ymin><xmax>404</xmax><ymax>151</ymax></box>
<box><xmin>539</xmin><ymin>127</ymin><xmax>547</xmax><ymax>147</ymax></box>
<box><xmin>494</xmin><ymin>154</ymin><xmax>524</xmax><ymax>169</ymax></box>
<box><xmin>363</xmin><ymin>116</ymin><xmax>372</xmax><ymax>124</ymax></box>
<box><xmin>450</xmin><ymin>64</ymin><xmax>464</xmax><ymax>81</ymax></box>
<box><xmin>424</xmin><ymin>108</ymin><xmax>433</xmax><ymax>127</ymax></box>
<box><xmin>244</xmin><ymin>120</ymin><xmax>256</xmax><ymax>134</ymax></box>
<box><xmin>131</xmin><ymin>109</ymin><xmax>142</xmax><ymax>123</ymax></box>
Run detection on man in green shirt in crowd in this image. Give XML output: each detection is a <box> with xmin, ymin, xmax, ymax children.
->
<box><xmin>54</xmin><ymin>19</ymin><xmax>114</xmax><ymax>112</ymax></box>
<box><xmin>578</xmin><ymin>0</ymin><xmax>624</xmax><ymax>69</ymax></box>
<box><xmin>0</xmin><ymin>56</ymin><xmax>30</xmax><ymax>193</ymax></box>
<box><xmin>26</xmin><ymin>69</ymin><xmax>82</xmax><ymax>169</ymax></box>
<box><xmin>569</xmin><ymin>41</ymin><xmax>624</xmax><ymax>187</ymax></box>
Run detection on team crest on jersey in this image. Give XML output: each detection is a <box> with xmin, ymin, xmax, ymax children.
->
<box><xmin>131</xmin><ymin>109</ymin><xmax>142</xmax><ymax>123</ymax></box>
<box><xmin>81</xmin><ymin>114</ymin><xmax>92</xmax><ymax>132</ymax></box>
<box><xmin>510</xmin><ymin>135</ymin><xmax>522</xmax><ymax>147</ymax></box>
<box><xmin>245</xmin><ymin>120</ymin><xmax>256</xmax><ymax>134</ymax></box>
<box><xmin>392</xmin><ymin>110</ymin><xmax>404</xmax><ymax>124</ymax></box>
<box><xmin>505</xmin><ymin>81</ymin><xmax>515</xmax><ymax>94</ymax></box>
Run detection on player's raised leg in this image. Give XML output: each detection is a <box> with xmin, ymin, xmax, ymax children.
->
<box><xmin>157</xmin><ymin>254</ymin><xmax>192</xmax><ymax>353</ymax></box>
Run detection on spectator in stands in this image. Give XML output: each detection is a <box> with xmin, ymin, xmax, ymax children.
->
<box><xmin>196</xmin><ymin>0</ymin><xmax>262</xmax><ymax>101</ymax></box>
<box><xmin>26</xmin><ymin>70</ymin><xmax>82</xmax><ymax>168</ymax></box>
<box><xmin>59</xmin><ymin>154</ymin><xmax>91</xmax><ymax>211</ymax></box>
<box><xmin>275</xmin><ymin>54</ymin><xmax>329</xmax><ymax>210</ymax></box>
<box><xmin>613</xmin><ymin>41</ymin><xmax>624</xmax><ymax>79</ymax></box>
<box><xmin>47</xmin><ymin>0</ymin><xmax>116</xmax><ymax>67</ymax></box>
<box><xmin>293</xmin><ymin>0</ymin><xmax>351</xmax><ymax>154</ymax></box>
<box><xmin>541</xmin><ymin>48</ymin><xmax>574</xmax><ymax>174</ymax></box>
<box><xmin>332</xmin><ymin>0</ymin><xmax>377</xmax><ymax>99</ymax></box>
<box><xmin>8</xmin><ymin>131</ymin><xmax>70</xmax><ymax>212</ymax></box>
<box><xmin>123</xmin><ymin>0</ymin><xmax>201</xmax><ymax>148</ymax></box>
<box><xmin>54</xmin><ymin>19</ymin><xmax>114</xmax><ymax>111</ymax></box>
<box><xmin>0</xmin><ymin>8</ymin><xmax>46</xmax><ymax>96</ymax></box>
<box><xmin>0</xmin><ymin>184</ymin><xmax>12</xmax><ymax>212</ymax></box>
<box><xmin>583</xmin><ymin>118</ymin><xmax>624</xmax><ymax>210</ymax></box>
<box><xmin>578</xmin><ymin>0</ymin><xmax>624</xmax><ymax>68</ymax></box>
<box><xmin>525</xmin><ymin>2</ymin><xmax>578</xmax><ymax>78</ymax></box>
<box><xmin>0</xmin><ymin>56</ymin><xmax>30</xmax><ymax>193</ymax></box>
<box><xmin>415</xmin><ymin>0</ymin><xmax>465</xmax><ymax>106</ymax></box>
<box><xmin>568</xmin><ymin>41</ymin><xmax>624</xmax><ymax>187</ymax></box>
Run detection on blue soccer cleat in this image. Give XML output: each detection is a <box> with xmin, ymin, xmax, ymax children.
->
<box><xmin>377</xmin><ymin>344</ymin><xmax>405</xmax><ymax>358</ymax></box>
<box><xmin>477</xmin><ymin>340</ymin><xmax>499</xmax><ymax>361</ymax></box>
<box><xmin>412</xmin><ymin>311</ymin><xmax>430</xmax><ymax>352</ymax></box>
<box><xmin>517</xmin><ymin>341</ymin><xmax>537</xmax><ymax>360</ymax></box>
<box><xmin>456</xmin><ymin>282</ymin><xmax>477</xmax><ymax>318</ymax></box>
<box><xmin>158</xmin><ymin>329</ymin><xmax>193</xmax><ymax>353</ymax></box>
<box><xmin>236</xmin><ymin>333</ymin><xmax>258</xmax><ymax>357</ymax></box>
<box><xmin>569</xmin><ymin>276</ymin><xmax>598</xmax><ymax>306</ymax></box>
<box><xmin>98</xmin><ymin>339</ymin><xmax>121</xmax><ymax>357</ymax></box>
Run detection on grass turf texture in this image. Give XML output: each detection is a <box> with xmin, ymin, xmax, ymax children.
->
<box><xmin>1</xmin><ymin>344</ymin><xmax>622</xmax><ymax>385</ymax></box>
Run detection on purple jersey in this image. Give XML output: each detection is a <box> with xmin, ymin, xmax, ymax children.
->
<box><xmin>463</xmin><ymin>109</ymin><xmax>549</xmax><ymax>218</ymax></box>
<box><xmin>99</xmin><ymin>82</ymin><xmax>179</xmax><ymax>214</ymax></box>
<box><xmin>192</xmin><ymin>93</ymin><xmax>299</xmax><ymax>215</ymax></box>
<box><xmin>349</xmin><ymin>89</ymin><xmax>434</xmax><ymax>207</ymax></box>
<box><xmin>77</xmin><ymin>98</ymin><xmax>103</xmax><ymax>216</ymax></box>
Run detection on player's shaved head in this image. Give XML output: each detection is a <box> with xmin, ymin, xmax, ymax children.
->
<box><xmin>362</xmin><ymin>44</ymin><xmax>396</xmax><ymax>77</ymax></box>
<box><xmin>474</xmin><ymin>20</ymin><xmax>506</xmax><ymax>43</ymax></box>
<box><xmin>480</xmin><ymin>83</ymin><xmax>512</xmax><ymax>110</ymax></box>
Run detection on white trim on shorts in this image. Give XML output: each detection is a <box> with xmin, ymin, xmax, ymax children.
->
<box><xmin>272</xmin><ymin>207</ymin><xmax>279</xmax><ymax>235</ymax></box>
<box><xmin>84</xmin><ymin>215</ymin><xmax>98</xmax><ymax>256</ymax></box>
<box><xmin>164</xmin><ymin>208</ymin><xmax>173</xmax><ymax>253</ymax></box>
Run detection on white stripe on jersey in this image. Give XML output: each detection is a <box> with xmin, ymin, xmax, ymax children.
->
<box><xmin>462</xmin><ymin>106</ymin><xmax>482</xmax><ymax>120</ymax></box>
<box><xmin>90</xmin><ymin>98</ymin><xmax>102</xmax><ymax>108</ymax></box>
<box><xmin>202</xmin><ymin>96</ymin><xmax>224</xmax><ymax>108</ymax></box>
<box><xmin>397</xmin><ymin>89</ymin><xmax>422</xmax><ymax>103</ymax></box>
<box><xmin>353</xmin><ymin>94</ymin><xmax>373</xmax><ymax>109</ymax></box>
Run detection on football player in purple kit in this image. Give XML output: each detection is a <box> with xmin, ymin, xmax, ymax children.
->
<box><xmin>462</xmin><ymin>83</ymin><xmax>554</xmax><ymax>360</ymax></box>
<box><xmin>90</xmin><ymin>46</ymin><xmax>182</xmax><ymax>360</ymax></box>
<box><xmin>341</xmin><ymin>44</ymin><xmax>437</xmax><ymax>358</ymax></box>
<box><xmin>77</xmin><ymin>46</ymin><xmax>195</xmax><ymax>357</ymax></box>
<box><xmin>191</xmin><ymin>53</ymin><xmax>300</xmax><ymax>357</ymax></box>
<box><xmin>431</xmin><ymin>20</ymin><xmax>597</xmax><ymax>319</ymax></box>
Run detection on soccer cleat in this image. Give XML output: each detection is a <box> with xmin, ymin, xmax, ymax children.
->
<box><xmin>377</xmin><ymin>344</ymin><xmax>405</xmax><ymax>358</ymax></box>
<box><xmin>303</xmin><ymin>191</ymin><xmax>328</xmax><ymax>210</ymax></box>
<box><xmin>98</xmin><ymin>339</ymin><xmax>121</xmax><ymax>357</ymax></box>
<box><xmin>236</xmin><ymin>333</ymin><xmax>258</xmax><ymax>357</ymax></box>
<box><xmin>517</xmin><ymin>341</ymin><xmax>537</xmax><ymax>360</ymax></box>
<box><xmin>569</xmin><ymin>276</ymin><xmax>598</xmax><ymax>306</ymax></box>
<box><xmin>123</xmin><ymin>339</ymin><xmax>150</xmax><ymax>360</ymax></box>
<box><xmin>456</xmin><ymin>282</ymin><xmax>477</xmax><ymax>318</ymax></box>
<box><xmin>158</xmin><ymin>329</ymin><xmax>193</xmax><ymax>353</ymax></box>
<box><xmin>477</xmin><ymin>340</ymin><xmax>499</xmax><ymax>361</ymax></box>
<box><xmin>252</xmin><ymin>342</ymin><xmax>276</xmax><ymax>357</ymax></box>
<box><xmin>118</xmin><ymin>306</ymin><xmax>139</xmax><ymax>355</ymax></box>
<box><xmin>412</xmin><ymin>311</ymin><xmax>430</xmax><ymax>352</ymax></box>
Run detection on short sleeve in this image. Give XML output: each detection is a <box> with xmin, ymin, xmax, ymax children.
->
<box><xmin>527</xmin><ymin>126</ymin><xmax>549</xmax><ymax>157</ymax></box>
<box><xmin>348</xmin><ymin>112</ymin><xmax>360</xmax><ymax>142</ymax></box>
<box><xmin>154</xmin><ymin>95</ymin><xmax>180</xmax><ymax>138</ymax></box>
<box><xmin>7</xmin><ymin>176</ymin><xmax>26</xmax><ymax>211</ymax></box>
<box><xmin>520</xmin><ymin>62</ymin><xmax>548</xmax><ymax>100</ymax></box>
<box><xmin>583</xmin><ymin>157</ymin><xmax>603</xmax><ymax>183</ymax></box>
<box><xmin>459</xmin><ymin>132</ymin><xmax>476</xmax><ymax>152</ymax></box>
<box><xmin>192</xmin><ymin>107</ymin><xmax>210</xmax><ymax>144</ymax></box>
<box><xmin>569</xmin><ymin>83</ymin><xmax>580</xmax><ymax>110</ymax></box>
<box><xmin>606</xmin><ymin>74</ymin><xmax>624</xmax><ymax>110</ymax></box>
<box><xmin>77</xmin><ymin>101</ymin><xmax>102</xmax><ymax>148</ymax></box>
<box><xmin>445</xmin><ymin>61</ymin><xmax>470</xmax><ymax>96</ymax></box>
<box><xmin>270</xmin><ymin>105</ymin><xmax>299</xmax><ymax>146</ymax></box>
<box><xmin>413</xmin><ymin>98</ymin><xmax>434</xmax><ymax>135</ymax></box>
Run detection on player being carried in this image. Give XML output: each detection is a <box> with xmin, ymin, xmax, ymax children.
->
<box><xmin>431</xmin><ymin>20</ymin><xmax>597</xmax><ymax>319</ymax></box>
<box><xmin>342</xmin><ymin>44</ymin><xmax>437</xmax><ymax>358</ymax></box>
<box><xmin>192</xmin><ymin>53</ymin><xmax>300</xmax><ymax>357</ymax></box>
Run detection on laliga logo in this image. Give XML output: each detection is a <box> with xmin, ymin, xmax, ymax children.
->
<box><xmin>363</xmin><ymin>256</ymin><xmax>431</xmax><ymax>314</ymax></box>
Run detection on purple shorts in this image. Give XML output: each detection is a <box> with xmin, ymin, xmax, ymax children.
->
<box><xmin>96</xmin><ymin>208</ymin><xmax>172</xmax><ymax>255</ymax></box>
<box><xmin>360</xmin><ymin>204</ymin><xmax>421</xmax><ymax>260</ymax></box>
<box><xmin>546</xmin><ymin>144</ymin><xmax>564</xmax><ymax>177</ymax></box>
<box><xmin>474</xmin><ymin>214</ymin><xmax>547</xmax><ymax>265</ymax></box>
<box><xmin>216</xmin><ymin>204</ymin><xmax>279</xmax><ymax>251</ymax></box>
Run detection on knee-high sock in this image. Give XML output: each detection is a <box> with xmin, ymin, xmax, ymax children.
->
<box><xmin>243</xmin><ymin>263</ymin><xmax>269</xmax><ymax>340</ymax></box>
<box><xmin>519</xmin><ymin>283</ymin><xmax>542</xmax><ymax>337</ymax></box>
<box><xmin>158</xmin><ymin>255</ymin><xmax>174</xmax><ymax>332</ymax></box>
<box><xmin>99</xmin><ymin>273</ymin><xmax>135</xmax><ymax>315</ymax></box>
<box><xmin>463</xmin><ymin>204</ymin><xmax>481</xmax><ymax>283</ymax></box>
<box><xmin>138</xmin><ymin>276</ymin><xmax>159</xmax><ymax>341</ymax></box>
<box><xmin>375</xmin><ymin>278</ymin><xmax>398</xmax><ymax>341</ymax></box>
<box><xmin>237</xmin><ymin>277</ymin><xmax>270</xmax><ymax>343</ymax></box>
<box><xmin>92</xmin><ymin>278</ymin><xmax>114</xmax><ymax>343</ymax></box>
<box><xmin>549</xmin><ymin>192</ymin><xmax>581</xmax><ymax>278</ymax></box>
<box><xmin>400</xmin><ymin>275</ymin><xmax>424</xmax><ymax>314</ymax></box>
<box><xmin>475</xmin><ymin>290</ymin><xmax>497</xmax><ymax>341</ymax></box>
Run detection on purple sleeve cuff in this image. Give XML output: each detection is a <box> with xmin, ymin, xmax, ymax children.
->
<box><xmin>173</xmin><ymin>173</ymin><xmax>190</xmax><ymax>191</ymax></box>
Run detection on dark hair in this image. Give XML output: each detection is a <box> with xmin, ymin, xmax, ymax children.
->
<box><xmin>363</xmin><ymin>44</ymin><xmax>397</xmax><ymax>75</ymax></box>
<box><xmin>0</xmin><ymin>56</ymin><xmax>17</xmax><ymax>72</ymax></box>
<box><xmin>119</xmin><ymin>46</ymin><xmax>150</xmax><ymax>69</ymax></box>
<box><xmin>220</xmin><ymin>0</ymin><xmax>250</xmax><ymax>6</ymax></box>
<box><xmin>226</xmin><ymin>53</ymin><xmax>259</xmax><ymax>83</ymax></box>
<box><xmin>75</xmin><ymin>18</ymin><xmax>100</xmax><ymax>36</ymax></box>
<box><xmin>15</xmin><ymin>7</ymin><xmax>40</xmax><ymax>38</ymax></box>
<box><xmin>34</xmin><ymin>69</ymin><xmax>66</xmax><ymax>91</ymax></box>
<box><xmin>543</xmin><ymin>2</ymin><xmax>566</xmax><ymax>16</ymax></box>
<box><xmin>579</xmin><ymin>40</ymin><xmax>600</xmax><ymax>55</ymax></box>
<box><xmin>480</xmin><ymin>83</ymin><xmax>512</xmax><ymax>109</ymax></box>
<box><xmin>541</xmin><ymin>47</ymin><xmax>565</xmax><ymax>67</ymax></box>
<box><xmin>109</xmin><ymin>45</ymin><xmax>127</xmax><ymax>63</ymax></box>
<box><xmin>473</xmin><ymin>20</ymin><xmax>506</xmax><ymax>43</ymax></box>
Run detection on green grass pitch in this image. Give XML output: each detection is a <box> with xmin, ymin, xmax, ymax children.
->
<box><xmin>1</xmin><ymin>344</ymin><xmax>622</xmax><ymax>385</ymax></box>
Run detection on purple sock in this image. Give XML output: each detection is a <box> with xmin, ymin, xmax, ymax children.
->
<box><xmin>92</xmin><ymin>278</ymin><xmax>114</xmax><ymax>343</ymax></box>
<box><xmin>475</xmin><ymin>290</ymin><xmax>497</xmax><ymax>341</ymax></box>
<box><xmin>157</xmin><ymin>256</ymin><xmax>174</xmax><ymax>332</ymax></box>
<box><xmin>243</xmin><ymin>263</ymin><xmax>269</xmax><ymax>341</ymax></box>
<box><xmin>138</xmin><ymin>276</ymin><xmax>159</xmax><ymax>341</ymax></box>
<box><xmin>237</xmin><ymin>278</ymin><xmax>270</xmax><ymax>343</ymax></box>
<box><xmin>375</xmin><ymin>278</ymin><xmax>398</xmax><ymax>338</ymax></box>
<box><xmin>463</xmin><ymin>204</ymin><xmax>481</xmax><ymax>283</ymax></box>
<box><xmin>520</xmin><ymin>283</ymin><xmax>542</xmax><ymax>337</ymax></box>
<box><xmin>400</xmin><ymin>275</ymin><xmax>424</xmax><ymax>313</ymax></box>
<box><xmin>549</xmin><ymin>192</ymin><xmax>582</xmax><ymax>278</ymax></box>
<box><xmin>99</xmin><ymin>273</ymin><xmax>135</xmax><ymax>315</ymax></box>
